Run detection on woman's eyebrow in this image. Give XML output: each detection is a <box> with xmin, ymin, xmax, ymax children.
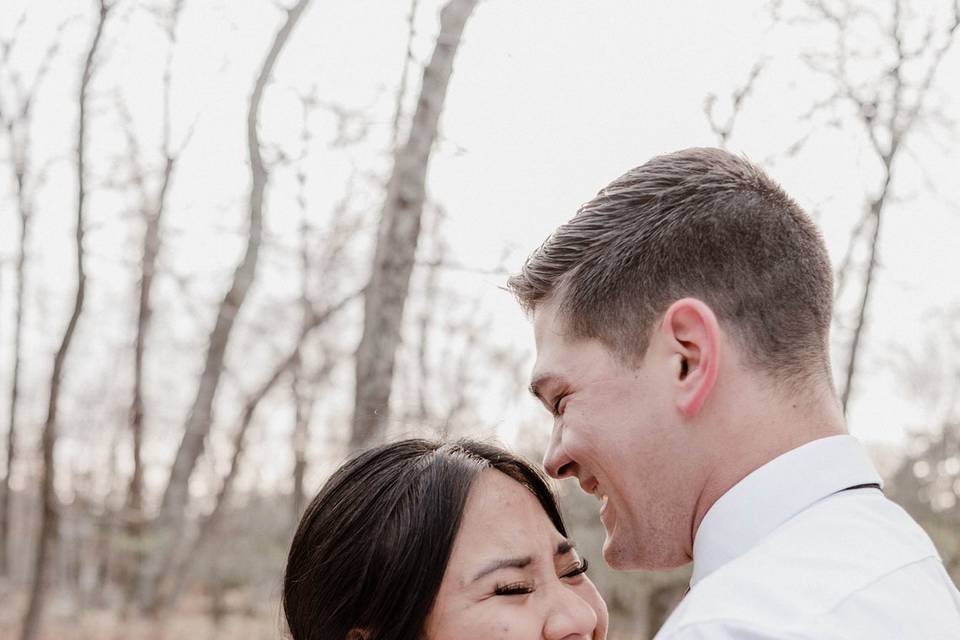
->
<box><xmin>471</xmin><ymin>541</ymin><xmax>578</xmax><ymax>582</ymax></box>
<box><xmin>556</xmin><ymin>540</ymin><xmax>576</xmax><ymax>556</ymax></box>
<box><xmin>471</xmin><ymin>555</ymin><xmax>532</xmax><ymax>582</ymax></box>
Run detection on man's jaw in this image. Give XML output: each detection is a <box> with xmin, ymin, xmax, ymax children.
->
<box><xmin>579</xmin><ymin>475</ymin><xmax>620</xmax><ymax>563</ymax></box>
<box><xmin>581</xmin><ymin>477</ymin><xmax>631</xmax><ymax>569</ymax></box>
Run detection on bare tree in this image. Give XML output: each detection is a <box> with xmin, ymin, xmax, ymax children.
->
<box><xmin>290</xmin><ymin>352</ymin><xmax>330</xmax><ymax>522</ymax></box>
<box><xmin>800</xmin><ymin>0</ymin><xmax>960</xmax><ymax>411</ymax></box>
<box><xmin>351</xmin><ymin>0</ymin><xmax>479</xmax><ymax>450</ymax></box>
<box><xmin>290</xmin><ymin>353</ymin><xmax>310</xmax><ymax>519</ymax></box>
<box><xmin>20</xmin><ymin>2</ymin><xmax>110</xmax><ymax>638</ymax></box>
<box><xmin>291</xmin><ymin>96</ymin><xmax>316</xmax><ymax>524</ymax></box>
<box><xmin>162</xmin><ymin>289</ymin><xmax>353</xmax><ymax>609</ymax></box>
<box><xmin>438</xmin><ymin>300</ymin><xmax>485</xmax><ymax>434</ymax></box>
<box><xmin>174</xmin><ymin>156</ymin><xmax>364</xmax><ymax>592</ymax></box>
<box><xmin>703</xmin><ymin>61</ymin><xmax>765</xmax><ymax>149</ymax></box>
<box><xmin>0</xmin><ymin>14</ymin><xmax>63</xmax><ymax>579</ymax></box>
<box><xmin>134</xmin><ymin>0</ymin><xmax>314</xmax><ymax>613</ymax></box>
<box><xmin>119</xmin><ymin>0</ymin><xmax>186</xmax><ymax>598</ymax></box>
<box><xmin>165</xmin><ymin>352</ymin><xmax>296</xmax><ymax>609</ymax></box>
<box><xmin>411</xmin><ymin>205</ymin><xmax>446</xmax><ymax>423</ymax></box>
<box><xmin>391</xmin><ymin>0</ymin><xmax>420</xmax><ymax>153</ymax></box>
<box><xmin>289</xmin><ymin>151</ymin><xmax>324</xmax><ymax>522</ymax></box>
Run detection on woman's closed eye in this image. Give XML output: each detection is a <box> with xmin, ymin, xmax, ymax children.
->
<box><xmin>561</xmin><ymin>557</ymin><xmax>589</xmax><ymax>580</ymax></box>
<box><xmin>495</xmin><ymin>580</ymin><xmax>534</xmax><ymax>596</ymax></box>
<box><xmin>493</xmin><ymin>558</ymin><xmax>589</xmax><ymax>596</ymax></box>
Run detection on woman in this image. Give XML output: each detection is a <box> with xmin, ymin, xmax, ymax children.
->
<box><xmin>284</xmin><ymin>438</ymin><xmax>608</xmax><ymax>640</ymax></box>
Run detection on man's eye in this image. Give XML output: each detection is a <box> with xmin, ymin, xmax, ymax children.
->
<box><xmin>495</xmin><ymin>581</ymin><xmax>534</xmax><ymax>596</ymax></box>
<box><xmin>553</xmin><ymin>394</ymin><xmax>567</xmax><ymax>415</ymax></box>
<box><xmin>561</xmin><ymin>558</ymin><xmax>589</xmax><ymax>579</ymax></box>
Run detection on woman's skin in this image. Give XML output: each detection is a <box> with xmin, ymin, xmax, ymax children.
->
<box><xmin>424</xmin><ymin>469</ymin><xmax>609</xmax><ymax>639</ymax></box>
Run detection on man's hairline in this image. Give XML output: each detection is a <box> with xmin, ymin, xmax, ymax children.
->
<box><xmin>527</xmin><ymin>286</ymin><xmax>658</xmax><ymax>370</ymax></box>
<box><xmin>525</xmin><ymin>286</ymin><xmax>833</xmax><ymax>395</ymax></box>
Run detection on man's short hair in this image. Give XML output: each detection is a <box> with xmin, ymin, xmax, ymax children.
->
<box><xmin>508</xmin><ymin>147</ymin><xmax>834</xmax><ymax>385</ymax></box>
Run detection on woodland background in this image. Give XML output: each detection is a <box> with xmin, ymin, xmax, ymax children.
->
<box><xmin>1</xmin><ymin>0</ymin><xmax>959</xmax><ymax>638</ymax></box>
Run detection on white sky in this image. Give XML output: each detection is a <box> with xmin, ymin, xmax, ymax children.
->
<box><xmin>2</xmin><ymin>0</ymin><xmax>959</xmax><ymax>496</ymax></box>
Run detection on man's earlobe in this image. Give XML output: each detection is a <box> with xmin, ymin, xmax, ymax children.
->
<box><xmin>662</xmin><ymin>298</ymin><xmax>720</xmax><ymax>417</ymax></box>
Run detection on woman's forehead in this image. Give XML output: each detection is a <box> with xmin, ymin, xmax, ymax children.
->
<box><xmin>454</xmin><ymin>470</ymin><xmax>565</xmax><ymax>552</ymax></box>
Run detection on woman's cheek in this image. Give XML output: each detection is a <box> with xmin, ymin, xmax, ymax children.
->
<box><xmin>583</xmin><ymin>583</ymin><xmax>609</xmax><ymax>639</ymax></box>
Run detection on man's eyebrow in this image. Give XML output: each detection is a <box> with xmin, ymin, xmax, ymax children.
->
<box><xmin>528</xmin><ymin>372</ymin><xmax>564</xmax><ymax>402</ymax></box>
<box><xmin>471</xmin><ymin>555</ymin><xmax>532</xmax><ymax>582</ymax></box>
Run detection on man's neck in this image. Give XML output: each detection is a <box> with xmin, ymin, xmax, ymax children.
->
<box><xmin>689</xmin><ymin>381</ymin><xmax>846</xmax><ymax>545</ymax></box>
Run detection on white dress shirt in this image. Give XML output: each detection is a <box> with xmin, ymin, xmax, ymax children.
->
<box><xmin>655</xmin><ymin>435</ymin><xmax>960</xmax><ymax>639</ymax></box>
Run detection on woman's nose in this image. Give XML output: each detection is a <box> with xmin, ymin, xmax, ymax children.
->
<box><xmin>542</xmin><ymin>584</ymin><xmax>599</xmax><ymax>639</ymax></box>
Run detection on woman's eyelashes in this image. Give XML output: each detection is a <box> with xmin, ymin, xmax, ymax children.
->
<box><xmin>494</xmin><ymin>581</ymin><xmax>534</xmax><ymax>596</ymax></box>
<box><xmin>562</xmin><ymin>558</ymin><xmax>589</xmax><ymax>579</ymax></box>
<box><xmin>493</xmin><ymin>558</ymin><xmax>589</xmax><ymax>596</ymax></box>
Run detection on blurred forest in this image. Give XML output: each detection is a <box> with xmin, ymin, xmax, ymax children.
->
<box><xmin>1</xmin><ymin>0</ymin><xmax>959</xmax><ymax>638</ymax></box>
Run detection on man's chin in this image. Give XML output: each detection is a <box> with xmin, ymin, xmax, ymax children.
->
<box><xmin>602</xmin><ymin>528</ymin><xmax>689</xmax><ymax>571</ymax></box>
<box><xmin>601</xmin><ymin>531</ymin><xmax>634</xmax><ymax>570</ymax></box>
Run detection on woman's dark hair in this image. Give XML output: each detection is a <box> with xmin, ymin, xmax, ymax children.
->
<box><xmin>283</xmin><ymin>438</ymin><xmax>567</xmax><ymax>640</ymax></box>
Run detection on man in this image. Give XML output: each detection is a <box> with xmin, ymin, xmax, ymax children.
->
<box><xmin>508</xmin><ymin>147</ymin><xmax>960</xmax><ymax>638</ymax></box>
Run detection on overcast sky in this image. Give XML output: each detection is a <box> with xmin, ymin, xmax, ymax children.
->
<box><xmin>2</xmin><ymin>0</ymin><xmax>959</xmax><ymax>493</ymax></box>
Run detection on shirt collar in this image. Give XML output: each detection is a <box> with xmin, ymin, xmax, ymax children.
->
<box><xmin>690</xmin><ymin>434</ymin><xmax>882</xmax><ymax>587</ymax></box>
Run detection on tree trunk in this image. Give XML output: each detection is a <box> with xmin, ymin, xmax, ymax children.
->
<box><xmin>19</xmin><ymin>3</ymin><xmax>107</xmax><ymax>638</ymax></box>
<box><xmin>291</xmin><ymin>355</ymin><xmax>331</xmax><ymax>526</ymax></box>
<box><xmin>291</xmin><ymin>224</ymin><xmax>311</xmax><ymax>524</ymax></box>
<box><xmin>1</xmin><ymin>179</ymin><xmax>29</xmax><ymax>579</ymax></box>
<box><xmin>291</xmin><ymin>354</ymin><xmax>311</xmax><ymax>523</ymax></box>
<box><xmin>124</xmin><ymin>3</ymin><xmax>181</xmax><ymax>596</ymax></box>
<box><xmin>163</xmin><ymin>353</ymin><xmax>294</xmax><ymax>609</ymax></box>
<box><xmin>839</xmin><ymin>170</ymin><xmax>890</xmax><ymax>413</ymax></box>
<box><xmin>196</xmin><ymin>352</ymin><xmax>296</xmax><ymax>544</ymax></box>
<box><xmin>351</xmin><ymin>0</ymin><xmax>478</xmax><ymax>450</ymax></box>
<box><xmin>390</xmin><ymin>0</ymin><xmax>420</xmax><ymax>153</ymax></box>
<box><xmin>806</xmin><ymin>0</ymin><xmax>960</xmax><ymax>413</ymax></box>
<box><xmin>164</xmin><ymin>292</ymin><xmax>352</xmax><ymax>608</ymax></box>
<box><xmin>0</xmin><ymin>12</ymin><xmax>63</xmax><ymax>583</ymax></box>
<box><xmin>134</xmin><ymin>0</ymin><xmax>313</xmax><ymax>613</ymax></box>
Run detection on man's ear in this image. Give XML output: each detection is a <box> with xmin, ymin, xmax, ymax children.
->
<box><xmin>659</xmin><ymin>298</ymin><xmax>720</xmax><ymax>418</ymax></box>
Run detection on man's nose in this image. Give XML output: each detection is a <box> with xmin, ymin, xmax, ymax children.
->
<box><xmin>542</xmin><ymin>422</ymin><xmax>575</xmax><ymax>479</ymax></box>
<box><xmin>542</xmin><ymin>584</ymin><xmax>599</xmax><ymax>639</ymax></box>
